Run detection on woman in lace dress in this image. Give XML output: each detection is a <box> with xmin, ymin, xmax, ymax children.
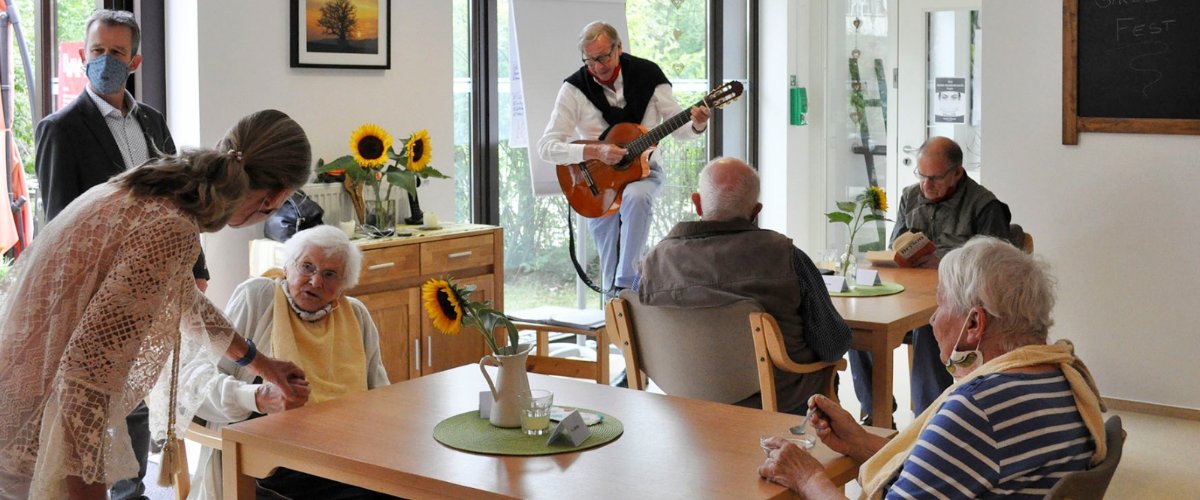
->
<box><xmin>0</xmin><ymin>109</ymin><xmax>316</xmax><ymax>499</ymax></box>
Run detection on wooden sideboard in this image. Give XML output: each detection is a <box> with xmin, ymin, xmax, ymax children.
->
<box><xmin>249</xmin><ymin>224</ymin><xmax>504</xmax><ymax>383</ymax></box>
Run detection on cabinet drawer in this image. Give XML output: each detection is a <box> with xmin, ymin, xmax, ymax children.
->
<box><xmin>356</xmin><ymin>245</ymin><xmax>420</xmax><ymax>288</ymax></box>
<box><xmin>421</xmin><ymin>234</ymin><xmax>495</xmax><ymax>275</ymax></box>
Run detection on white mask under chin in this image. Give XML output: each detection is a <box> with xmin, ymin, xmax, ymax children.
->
<box><xmin>944</xmin><ymin>310</ymin><xmax>983</xmax><ymax>380</ymax></box>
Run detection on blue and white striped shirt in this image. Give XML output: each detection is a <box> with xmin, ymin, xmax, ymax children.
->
<box><xmin>887</xmin><ymin>371</ymin><xmax>1095</xmax><ymax>499</ymax></box>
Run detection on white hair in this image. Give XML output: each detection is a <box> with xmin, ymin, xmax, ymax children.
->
<box><xmin>938</xmin><ymin>236</ymin><xmax>1055</xmax><ymax>347</ymax></box>
<box><xmin>282</xmin><ymin>225</ymin><xmax>363</xmax><ymax>290</ymax></box>
<box><xmin>698</xmin><ymin>157</ymin><xmax>759</xmax><ymax>221</ymax></box>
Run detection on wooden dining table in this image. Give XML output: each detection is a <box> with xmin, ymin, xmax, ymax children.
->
<box><xmin>829</xmin><ymin>266</ymin><xmax>939</xmax><ymax>429</ymax></box>
<box><xmin>221</xmin><ymin>365</ymin><xmax>892</xmax><ymax>499</ymax></box>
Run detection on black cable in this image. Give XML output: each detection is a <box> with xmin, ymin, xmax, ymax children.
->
<box><xmin>566</xmin><ymin>208</ymin><xmax>621</xmax><ymax>296</ymax></box>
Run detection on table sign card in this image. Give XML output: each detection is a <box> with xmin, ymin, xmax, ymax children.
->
<box><xmin>479</xmin><ymin>391</ymin><xmax>493</xmax><ymax>419</ymax></box>
<box><xmin>856</xmin><ymin>269</ymin><xmax>882</xmax><ymax>286</ymax></box>
<box><xmin>547</xmin><ymin>409</ymin><xmax>590</xmax><ymax>446</ymax></box>
<box><xmin>823</xmin><ymin>275</ymin><xmax>850</xmax><ymax>293</ymax></box>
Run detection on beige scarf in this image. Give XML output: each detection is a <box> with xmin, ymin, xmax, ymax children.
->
<box><xmin>858</xmin><ymin>339</ymin><xmax>1107</xmax><ymax>499</ymax></box>
<box><xmin>269</xmin><ymin>283</ymin><xmax>368</xmax><ymax>404</ymax></box>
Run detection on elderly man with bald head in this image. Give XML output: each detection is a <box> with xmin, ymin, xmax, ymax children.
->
<box><xmin>850</xmin><ymin>136</ymin><xmax>1014</xmax><ymax>426</ymax></box>
<box><xmin>636</xmin><ymin>157</ymin><xmax>851</xmax><ymax>415</ymax></box>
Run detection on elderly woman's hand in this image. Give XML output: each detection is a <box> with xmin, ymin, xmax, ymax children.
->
<box><xmin>248</xmin><ymin>354</ymin><xmax>310</xmax><ymax>404</ymax></box>
<box><xmin>758</xmin><ymin>437</ymin><xmax>843</xmax><ymax>498</ymax></box>
<box><xmin>255</xmin><ymin>382</ymin><xmax>308</xmax><ymax>413</ymax></box>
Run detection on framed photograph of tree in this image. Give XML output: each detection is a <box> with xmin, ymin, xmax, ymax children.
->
<box><xmin>291</xmin><ymin>0</ymin><xmax>391</xmax><ymax>69</ymax></box>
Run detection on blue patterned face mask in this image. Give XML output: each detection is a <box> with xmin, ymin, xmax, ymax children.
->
<box><xmin>85</xmin><ymin>54</ymin><xmax>130</xmax><ymax>95</ymax></box>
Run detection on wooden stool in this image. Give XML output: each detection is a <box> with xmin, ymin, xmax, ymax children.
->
<box><xmin>513</xmin><ymin>320</ymin><xmax>610</xmax><ymax>384</ymax></box>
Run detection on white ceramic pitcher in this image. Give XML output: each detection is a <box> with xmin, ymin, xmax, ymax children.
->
<box><xmin>479</xmin><ymin>344</ymin><xmax>532</xmax><ymax>428</ymax></box>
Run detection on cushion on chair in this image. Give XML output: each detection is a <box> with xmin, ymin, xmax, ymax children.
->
<box><xmin>618</xmin><ymin>290</ymin><xmax>763</xmax><ymax>404</ymax></box>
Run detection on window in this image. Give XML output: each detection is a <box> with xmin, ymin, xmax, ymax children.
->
<box><xmin>823</xmin><ymin>0</ymin><xmax>890</xmax><ymax>263</ymax></box>
<box><xmin>455</xmin><ymin>0</ymin><xmax>755</xmax><ymax>311</ymax></box>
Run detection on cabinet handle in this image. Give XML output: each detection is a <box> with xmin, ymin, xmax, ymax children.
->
<box><xmin>426</xmin><ymin>336</ymin><xmax>433</xmax><ymax>367</ymax></box>
<box><xmin>368</xmin><ymin>262</ymin><xmax>396</xmax><ymax>270</ymax></box>
<box><xmin>414</xmin><ymin>339</ymin><xmax>420</xmax><ymax>370</ymax></box>
<box><xmin>447</xmin><ymin>251</ymin><xmax>473</xmax><ymax>259</ymax></box>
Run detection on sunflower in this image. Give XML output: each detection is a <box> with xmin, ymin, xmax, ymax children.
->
<box><xmin>422</xmin><ymin>279</ymin><xmax>463</xmax><ymax>335</ymax></box>
<box><xmin>405</xmin><ymin>129</ymin><xmax>432</xmax><ymax>172</ymax></box>
<box><xmin>349</xmin><ymin>124</ymin><xmax>392</xmax><ymax>169</ymax></box>
<box><xmin>865</xmin><ymin>185</ymin><xmax>888</xmax><ymax>212</ymax></box>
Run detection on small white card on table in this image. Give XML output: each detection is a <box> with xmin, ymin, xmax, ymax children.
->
<box><xmin>479</xmin><ymin>391</ymin><xmax>493</xmax><ymax>419</ymax></box>
<box><xmin>855</xmin><ymin>269</ymin><xmax>881</xmax><ymax>286</ymax></box>
<box><xmin>547</xmin><ymin>409</ymin><xmax>591</xmax><ymax>446</ymax></box>
<box><xmin>823</xmin><ymin>275</ymin><xmax>849</xmax><ymax>293</ymax></box>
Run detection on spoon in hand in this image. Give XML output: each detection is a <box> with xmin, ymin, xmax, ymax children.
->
<box><xmin>789</xmin><ymin>412</ymin><xmax>813</xmax><ymax>435</ymax></box>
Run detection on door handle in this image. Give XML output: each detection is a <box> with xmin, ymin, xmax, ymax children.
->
<box><xmin>902</xmin><ymin>145</ymin><xmax>920</xmax><ymax>155</ymax></box>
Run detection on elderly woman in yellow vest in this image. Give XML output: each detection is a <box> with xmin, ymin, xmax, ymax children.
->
<box><xmin>759</xmin><ymin>236</ymin><xmax>1107</xmax><ymax>499</ymax></box>
<box><xmin>181</xmin><ymin>225</ymin><xmax>390</xmax><ymax>500</ymax></box>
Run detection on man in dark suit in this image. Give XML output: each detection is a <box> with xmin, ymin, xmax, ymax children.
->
<box><xmin>35</xmin><ymin>9</ymin><xmax>173</xmax><ymax>222</ymax></box>
<box><xmin>33</xmin><ymin>10</ymin><xmax>200</xmax><ymax>500</ymax></box>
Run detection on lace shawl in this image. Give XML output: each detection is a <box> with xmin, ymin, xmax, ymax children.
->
<box><xmin>0</xmin><ymin>184</ymin><xmax>234</xmax><ymax>497</ymax></box>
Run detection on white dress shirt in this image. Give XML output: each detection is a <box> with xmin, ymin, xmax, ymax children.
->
<box><xmin>537</xmin><ymin>72</ymin><xmax>702</xmax><ymax>166</ymax></box>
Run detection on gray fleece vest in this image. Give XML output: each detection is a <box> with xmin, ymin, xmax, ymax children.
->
<box><xmin>899</xmin><ymin>175</ymin><xmax>1001</xmax><ymax>257</ymax></box>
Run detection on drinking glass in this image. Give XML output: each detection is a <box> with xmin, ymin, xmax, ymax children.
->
<box><xmin>519</xmin><ymin>389</ymin><xmax>554</xmax><ymax>436</ymax></box>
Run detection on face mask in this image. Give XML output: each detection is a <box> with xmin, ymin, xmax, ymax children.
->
<box><xmin>944</xmin><ymin>310</ymin><xmax>983</xmax><ymax>379</ymax></box>
<box><xmin>85</xmin><ymin>54</ymin><xmax>131</xmax><ymax>96</ymax></box>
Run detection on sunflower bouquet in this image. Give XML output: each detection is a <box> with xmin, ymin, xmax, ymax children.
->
<box><xmin>422</xmin><ymin>277</ymin><xmax>521</xmax><ymax>356</ymax></box>
<box><xmin>319</xmin><ymin>124</ymin><xmax>449</xmax><ymax>228</ymax></box>
<box><xmin>826</xmin><ymin>185</ymin><xmax>891</xmax><ymax>277</ymax></box>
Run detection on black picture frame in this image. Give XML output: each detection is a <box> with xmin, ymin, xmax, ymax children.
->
<box><xmin>290</xmin><ymin>0</ymin><xmax>391</xmax><ymax>69</ymax></box>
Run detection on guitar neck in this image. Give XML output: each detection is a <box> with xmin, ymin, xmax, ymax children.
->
<box><xmin>624</xmin><ymin>97</ymin><xmax>705</xmax><ymax>157</ymax></box>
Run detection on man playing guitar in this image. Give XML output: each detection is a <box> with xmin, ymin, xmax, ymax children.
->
<box><xmin>537</xmin><ymin>21</ymin><xmax>710</xmax><ymax>298</ymax></box>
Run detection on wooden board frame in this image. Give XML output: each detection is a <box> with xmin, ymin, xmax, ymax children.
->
<box><xmin>1062</xmin><ymin>0</ymin><xmax>1200</xmax><ymax>145</ymax></box>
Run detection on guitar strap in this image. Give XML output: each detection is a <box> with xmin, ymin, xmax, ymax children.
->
<box><xmin>566</xmin><ymin>207</ymin><xmax>621</xmax><ymax>296</ymax></box>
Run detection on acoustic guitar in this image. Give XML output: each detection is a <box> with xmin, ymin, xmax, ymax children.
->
<box><xmin>556</xmin><ymin>80</ymin><xmax>744</xmax><ymax>218</ymax></box>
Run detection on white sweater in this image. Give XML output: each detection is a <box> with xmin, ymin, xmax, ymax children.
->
<box><xmin>180</xmin><ymin>277</ymin><xmax>389</xmax><ymax>500</ymax></box>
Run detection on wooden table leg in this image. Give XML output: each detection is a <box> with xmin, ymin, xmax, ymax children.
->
<box><xmin>871</xmin><ymin>344</ymin><xmax>895</xmax><ymax>430</ymax></box>
<box><xmin>222</xmin><ymin>441</ymin><xmax>257</xmax><ymax>499</ymax></box>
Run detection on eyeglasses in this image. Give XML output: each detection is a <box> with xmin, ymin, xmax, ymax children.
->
<box><xmin>297</xmin><ymin>261</ymin><xmax>343</xmax><ymax>286</ymax></box>
<box><xmin>581</xmin><ymin>44</ymin><xmax>617</xmax><ymax>66</ymax></box>
<box><xmin>913</xmin><ymin>167</ymin><xmax>957</xmax><ymax>183</ymax></box>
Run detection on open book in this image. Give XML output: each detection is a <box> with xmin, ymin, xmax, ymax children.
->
<box><xmin>865</xmin><ymin>231</ymin><xmax>936</xmax><ymax>267</ymax></box>
<box><xmin>506</xmin><ymin>306</ymin><xmax>606</xmax><ymax>329</ymax></box>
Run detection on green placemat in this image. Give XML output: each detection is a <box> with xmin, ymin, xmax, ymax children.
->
<box><xmin>830</xmin><ymin>281</ymin><xmax>905</xmax><ymax>297</ymax></box>
<box><xmin>432</xmin><ymin>409</ymin><xmax>623</xmax><ymax>456</ymax></box>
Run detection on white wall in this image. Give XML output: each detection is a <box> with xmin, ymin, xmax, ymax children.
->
<box><xmin>759</xmin><ymin>0</ymin><xmax>823</xmax><ymax>252</ymax></box>
<box><xmin>166</xmin><ymin>1</ymin><xmax>455</xmax><ymax>307</ymax></box>
<box><xmin>986</xmin><ymin>1</ymin><xmax>1200</xmax><ymax>409</ymax></box>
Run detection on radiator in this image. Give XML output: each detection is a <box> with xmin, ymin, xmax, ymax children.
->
<box><xmin>302</xmin><ymin>182</ymin><xmax>404</xmax><ymax>224</ymax></box>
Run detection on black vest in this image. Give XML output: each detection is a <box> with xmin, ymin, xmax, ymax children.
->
<box><xmin>565</xmin><ymin>53</ymin><xmax>671</xmax><ymax>131</ymax></box>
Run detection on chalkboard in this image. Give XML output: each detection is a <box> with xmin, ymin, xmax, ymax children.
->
<box><xmin>1063</xmin><ymin>0</ymin><xmax>1200</xmax><ymax>144</ymax></box>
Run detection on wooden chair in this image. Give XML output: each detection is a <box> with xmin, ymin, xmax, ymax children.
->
<box><xmin>516</xmin><ymin>319</ymin><xmax>610</xmax><ymax>384</ymax></box>
<box><xmin>1044</xmin><ymin>415</ymin><xmax>1126</xmax><ymax>500</ymax></box>
<box><xmin>173</xmin><ymin>420</ymin><xmax>223</xmax><ymax>500</ymax></box>
<box><xmin>605</xmin><ymin>290</ymin><xmax>845</xmax><ymax>411</ymax></box>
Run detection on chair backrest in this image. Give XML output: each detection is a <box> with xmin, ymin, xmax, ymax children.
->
<box><xmin>1044</xmin><ymin>415</ymin><xmax>1126</xmax><ymax>500</ymax></box>
<box><xmin>608</xmin><ymin>290</ymin><xmax>763</xmax><ymax>404</ymax></box>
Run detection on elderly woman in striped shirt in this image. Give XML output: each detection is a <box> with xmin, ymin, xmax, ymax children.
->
<box><xmin>760</xmin><ymin>236</ymin><xmax>1108</xmax><ymax>499</ymax></box>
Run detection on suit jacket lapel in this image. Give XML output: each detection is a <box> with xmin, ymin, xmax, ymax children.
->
<box><xmin>76</xmin><ymin>95</ymin><xmax>128</xmax><ymax>172</ymax></box>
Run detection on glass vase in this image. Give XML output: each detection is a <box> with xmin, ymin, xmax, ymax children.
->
<box><xmin>363</xmin><ymin>200</ymin><xmax>396</xmax><ymax>238</ymax></box>
<box><xmin>838</xmin><ymin>243</ymin><xmax>858</xmax><ymax>290</ymax></box>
